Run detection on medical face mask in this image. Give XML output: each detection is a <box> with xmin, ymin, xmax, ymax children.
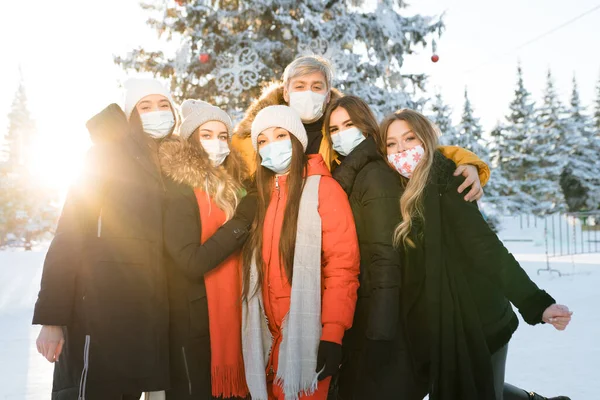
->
<box><xmin>288</xmin><ymin>90</ymin><xmax>327</xmax><ymax>123</ymax></box>
<box><xmin>140</xmin><ymin>111</ymin><xmax>175</xmax><ymax>138</ymax></box>
<box><xmin>201</xmin><ymin>139</ymin><xmax>230</xmax><ymax>166</ymax></box>
<box><xmin>259</xmin><ymin>139</ymin><xmax>293</xmax><ymax>174</ymax></box>
<box><xmin>331</xmin><ymin>127</ymin><xmax>366</xmax><ymax>157</ymax></box>
<box><xmin>387</xmin><ymin>145</ymin><xmax>425</xmax><ymax>179</ymax></box>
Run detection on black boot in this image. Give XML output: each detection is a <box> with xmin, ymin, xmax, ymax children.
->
<box><xmin>529</xmin><ymin>392</ymin><xmax>571</xmax><ymax>400</ymax></box>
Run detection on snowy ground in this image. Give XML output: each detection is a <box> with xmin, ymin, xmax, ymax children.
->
<box><xmin>0</xmin><ymin>217</ymin><xmax>598</xmax><ymax>399</ymax></box>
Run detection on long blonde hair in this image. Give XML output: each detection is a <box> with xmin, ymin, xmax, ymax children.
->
<box><xmin>190</xmin><ymin>131</ymin><xmax>247</xmax><ymax>220</ymax></box>
<box><xmin>379</xmin><ymin>109</ymin><xmax>440</xmax><ymax>248</ymax></box>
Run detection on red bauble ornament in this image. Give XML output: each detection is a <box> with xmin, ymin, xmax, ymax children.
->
<box><xmin>199</xmin><ymin>53</ymin><xmax>210</xmax><ymax>64</ymax></box>
<box><xmin>175</xmin><ymin>0</ymin><xmax>184</xmax><ymax>5</ymax></box>
<box><xmin>431</xmin><ymin>54</ymin><xmax>439</xmax><ymax>63</ymax></box>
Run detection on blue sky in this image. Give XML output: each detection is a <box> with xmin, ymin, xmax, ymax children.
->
<box><xmin>1</xmin><ymin>0</ymin><xmax>599</xmax><ymax>191</ymax></box>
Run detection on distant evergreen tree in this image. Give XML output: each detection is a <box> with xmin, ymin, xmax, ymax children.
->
<box><xmin>559</xmin><ymin>75</ymin><xmax>600</xmax><ymax>211</ymax></box>
<box><xmin>454</xmin><ymin>88</ymin><xmax>488</xmax><ymax>160</ymax></box>
<box><xmin>529</xmin><ymin>69</ymin><xmax>566</xmax><ymax>215</ymax></box>
<box><xmin>429</xmin><ymin>91</ymin><xmax>456</xmax><ymax>145</ymax></box>
<box><xmin>494</xmin><ymin>64</ymin><xmax>538</xmax><ymax>214</ymax></box>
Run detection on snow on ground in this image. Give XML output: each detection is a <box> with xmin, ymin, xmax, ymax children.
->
<box><xmin>0</xmin><ymin>217</ymin><xmax>598</xmax><ymax>399</ymax></box>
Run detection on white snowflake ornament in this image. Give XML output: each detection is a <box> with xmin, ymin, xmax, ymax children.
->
<box><xmin>215</xmin><ymin>46</ymin><xmax>265</xmax><ymax>96</ymax></box>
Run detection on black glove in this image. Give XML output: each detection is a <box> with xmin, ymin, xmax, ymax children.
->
<box><xmin>234</xmin><ymin>191</ymin><xmax>258</xmax><ymax>225</ymax></box>
<box><xmin>364</xmin><ymin>339</ymin><xmax>395</xmax><ymax>373</ymax></box>
<box><xmin>316</xmin><ymin>340</ymin><xmax>342</xmax><ymax>381</ymax></box>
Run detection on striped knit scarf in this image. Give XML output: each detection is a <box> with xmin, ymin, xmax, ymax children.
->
<box><xmin>242</xmin><ymin>175</ymin><xmax>322</xmax><ymax>400</ymax></box>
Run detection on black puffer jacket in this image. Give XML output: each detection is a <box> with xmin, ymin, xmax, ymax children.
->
<box><xmin>32</xmin><ymin>104</ymin><xmax>170</xmax><ymax>399</ymax></box>
<box><xmin>332</xmin><ymin>137</ymin><xmax>419</xmax><ymax>399</ymax></box>
<box><xmin>402</xmin><ymin>152</ymin><xmax>556</xmax><ymax>400</ymax></box>
<box><xmin>160</xmin><ymin>139</ymin><xmax>253</xmax><ymax>399</ymax></box>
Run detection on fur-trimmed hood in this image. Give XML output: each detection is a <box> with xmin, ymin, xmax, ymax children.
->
<box><xmin>234</xmin><ymin>82</ymin><xmax>343</xmax><ymax>138</ymax></box>
<box><xmin>159</xmin><ymin>137</ymin><xmax>248</xmax><ymax>191</ymax></box>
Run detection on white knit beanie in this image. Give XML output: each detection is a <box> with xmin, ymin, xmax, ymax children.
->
<box><xmin>179</xmin><ymin>99</ymin><xmax>233</xmax><ymax>140</ymax></box>
<box><xmin>250</xmin><ymin>105</ymin><xmax>308</xmax><ymax>151</ymax></box>
<box><xmin>123</xmin><ymin>78</ymin><xmax>175</xmax><ymax>120</ymax></box>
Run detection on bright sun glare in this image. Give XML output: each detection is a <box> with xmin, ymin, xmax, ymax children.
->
<box><xmin>26</xmin><ymin>116</ymin><xmax>91</xmax><ymax>199</ymax></box>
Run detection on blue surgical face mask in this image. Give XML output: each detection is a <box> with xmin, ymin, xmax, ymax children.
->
<box><xmin>331</xmin><ymin>127</ymin><xmax>366</xmax><ymax>156</ymax></box>
<box><xmin>140</xmin><ymin>110</ymin><xmax>175</xmax><ymax>138</ymax></box>
<box><xmin>259</xmin><ymin>139</ymin><xmax>293</xmax><ymax>174</ymax></box>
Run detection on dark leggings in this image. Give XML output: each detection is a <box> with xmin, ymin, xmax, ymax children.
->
<box><xmin>491</xmin><ymin>344</ymin><xmax>533</xmax><ymax>400</ymax></box>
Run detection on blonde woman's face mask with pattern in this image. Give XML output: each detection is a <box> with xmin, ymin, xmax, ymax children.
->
<box><xmin>385</xmin><ymin>119</ymin><xmax>425</xmax><ymax>179</ymax></box>
<box><xmin>387</xmin><ymin>145</ymin><xmax>425</xmax><ymax>179</ymax></box>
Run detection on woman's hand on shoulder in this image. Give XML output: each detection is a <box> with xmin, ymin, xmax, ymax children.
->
<box><xmin>453</xmin><ymin>164</ymin><xmax>483</xmax><ymax>202</ymax></box>
<box><xmin>542</xmin><ymin>304</ymin><xmax>573</xmax><ymax>331</ymax></box>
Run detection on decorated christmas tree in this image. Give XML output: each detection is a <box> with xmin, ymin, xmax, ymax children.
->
<box><xmin>116</xmin><ymin>0</ymin><xmax>444</xmax><ymax>119</ymax></box>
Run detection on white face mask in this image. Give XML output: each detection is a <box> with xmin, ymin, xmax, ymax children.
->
<box><xmin>387</xmin><ymin>145</ymin><xmax>425</xmax><ymax>179</ymax></box>
<box><xmin>288</xmin><ymin>90</ymin><xmax>327</xmax><ymax>123</ymax></box>
<box><xmin>201</xmin><ymin>139</ymin><xmax>230</xmax><ymax>166</ymax></box>
<box><xmin>331</xmin><ymin>127</ymin><xmax>366</xmax><ymax>157</ymax></box>
<box><xmin>140</xmin><ymin>111</ymin><xmax>175</xmax><ymax>138</ymax></box>
<box><xmin>259</xmin><ymin>139</ymin><xmax>293</xmax><ymax>174</ymax></box>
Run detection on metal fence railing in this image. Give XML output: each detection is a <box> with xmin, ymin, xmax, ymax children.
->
<box><xmin>537</xmin><ymin>212</ymin><xmax>600</xmax><ymax>276</ymax></box>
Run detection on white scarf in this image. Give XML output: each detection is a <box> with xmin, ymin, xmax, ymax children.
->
<box><xmin>242</xmin><ymin>175</ymin><xmax>322</xmax><ymax>400</ymax></box>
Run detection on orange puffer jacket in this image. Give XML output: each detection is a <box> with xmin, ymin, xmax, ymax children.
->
<box><xmin>261</xmin><ymin>154</ymin><xmax>360</xmax><ymax>357</ymax></box>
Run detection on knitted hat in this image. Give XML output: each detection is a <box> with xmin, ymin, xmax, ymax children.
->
<box><xmin>123</xmin><ymin>78</ymin><xmax>175</xmax><ymax>120</ymax></box>
<box><xmin>251</xmin><ymin>105</ymin><xmax>307</xmax><ymax>151</ymax></box>
<box><xmin>179</xmin><ymin>99</ymin><xmax>233</xmax><ymax>140</ymax></box>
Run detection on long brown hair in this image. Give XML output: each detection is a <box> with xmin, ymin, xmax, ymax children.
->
<box><xmin>323</xmin><ymin>95</ymin><xmax>383</xmax><ymax>153</ymax></box>
<box><xmin>379</xmin><ymin>109</ymin><xmax>439</xmax><ymax>248</ymax></box>
<box><xmin>242</xmin><ymin>135</ymin><xmax>308</xmax><ymax>300</ymax></box>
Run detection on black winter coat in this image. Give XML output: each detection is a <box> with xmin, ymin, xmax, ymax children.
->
<box><xmin>331</xmin><ymin>137</ymin><xmax>419</xmax><ymax>399</ymax></box>
<box><xmin>402</xmin><ymin>153</ymin><xmax>556</xmax><ymax>400</ymax></box>
<box><xmin>32</xmin><ymin>104</ymin><xmax>170</xmax><ymax>399</ymax></box>
<box><xmin>159</xmin><ymin>139</ymin><xmax>252</xmax><ymax>399</ymax></box>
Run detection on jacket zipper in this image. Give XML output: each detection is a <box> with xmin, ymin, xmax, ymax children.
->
<box><xmin>181</xmin><ymin>346</ymin><xmax>192</xmax><ymax>395</ymax></box>
<box><xmin>264</xmin><ymin>176</ymin><xmax>281</xmax><ymax>373</ymax></box>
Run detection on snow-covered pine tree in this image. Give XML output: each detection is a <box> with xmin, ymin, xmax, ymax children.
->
<box><xmin>559</xmin><ymin>75</ymin><xmax>598</xmax><ymax>211</ymax></box>
<box><xmin>454</xmin><ymin>87</ymin><xmax>488</xmax><ymax>160</ymax></box>
<box><xmin>3</xmin><ymin>71</ymin><xmax>35</xmax><ymax>167</ymax></box>
<box><xmin>429</xmin><ymin>91</ymin><xmax>456</xmax><ymax>145</ymax></box>
<box><xmin>592</xmin><ymin>74</ymin><xmax>600</xmax><ymax>209</ymax></box>
<box><xmin>116</xmin><ymin>0</ymin><xmax>443</xmax><ymax>119</ymax></box>
<box><xmin>529</xmin><ymin>69</ymin><xmax>567</xmax><ymax>215</ymax></box>
<box><xmin>495</xmin><ymin>63</ymin><xmax>538</xmax><ymax>215</ymax></box>
<box><xmin>0</xmin><ymin>75</ymin><xmax>57</xmax><ymax>248</ymax></box>
<box><xmin>484</xmin><ymin>123</ymin><xmax>515</xmax><ymax>213</ymax></box>
<box><xmin>594</xmin><ymin>73</ymin><xmax>600</xmax><ymax>132</ymax></box>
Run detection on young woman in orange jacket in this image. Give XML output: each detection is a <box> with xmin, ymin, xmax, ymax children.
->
<box><xmin>241</xmin><ymin>105</ymin><xmax>360</xmax><ymax>400</ymax></box>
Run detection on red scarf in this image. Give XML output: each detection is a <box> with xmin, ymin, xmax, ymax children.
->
<box><xmin>194</xmin><ymin>189</ymin><xmax>249</xmax><ymax>398</ymax></box>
